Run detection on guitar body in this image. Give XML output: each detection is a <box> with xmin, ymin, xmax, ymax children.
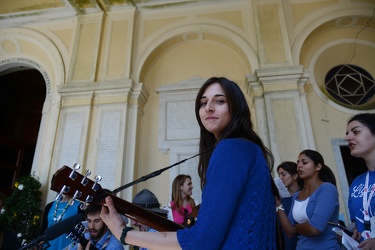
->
<box><xmin>183</xmin><ymin>204</ymin><xmax>200</xmax><ymax>227</ymax></box>
<box><xmin>51</xmin><ymin>166</ymin><xmax>184</xmax><ymax>232</ymax></box>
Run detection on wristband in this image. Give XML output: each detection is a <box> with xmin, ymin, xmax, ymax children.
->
<box><xmin>276</xmin><ymin>204</ymin><xmax>284</xmax><ymax>212</ymax></box>
<box><xmin>120</xmin><ymin>226</ymin><xmax>134</xmax><ymax>245</ymax></box>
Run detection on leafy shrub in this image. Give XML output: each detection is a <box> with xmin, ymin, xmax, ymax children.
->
<box><xmin>0</xmin><ymin>173</ymin><xmax>43</xmax><ymax>245</ymax></box>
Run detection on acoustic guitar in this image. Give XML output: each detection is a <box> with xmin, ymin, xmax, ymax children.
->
<box><xmin>51</xmin><ymin>165</ymin><xmax>184</xmax><ymax>232</ymax></box>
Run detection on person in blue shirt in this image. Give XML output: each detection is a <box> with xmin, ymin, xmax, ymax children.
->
<box><xmin>346</xmin><ymin>113</ymin><xmax>375</xmax><ymax>250</ymax></box>
<box><xmin>73</xmin><ymin>204</ymin><xmax>124</xmax><ymax>250</ymax></box>
<box><xmin>98</xmin><ymin>77</ymin><xmax>280</xmax><ymax>249</ymax></box>
<box><xmin>277</xmin><ymin>149</ymin><xmax>340</xmax><ymax>250</ymax></box>
<box><xmin>40</xmin><ymin>193</ymin><xmax>84</xmax><ymax>250</ymax></box>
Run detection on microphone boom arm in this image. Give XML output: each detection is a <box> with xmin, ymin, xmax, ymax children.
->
<box><xmin>19</xmin><ymin>234</ymin><xmax>48</xmax><ymax>250</ymax></box>
<box><xmin>112</xmin><ymin>158</ymin><xmax>188</xmax><ymax>195</ymax></box>
<box><xmin>111</xmin><ymin>146</ymin><xmax>215</xmax><ymax>196</ymax></box>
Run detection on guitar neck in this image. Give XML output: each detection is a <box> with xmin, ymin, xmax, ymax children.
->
<box><xmin>109</xmin><ymin>195</ymin><xmax>184</xmax><ymax>232</ymax></box>
<box><xmin>51</xmin><ymin>165</ymin><xmax>184</xmax><ymax>232</ymax></box>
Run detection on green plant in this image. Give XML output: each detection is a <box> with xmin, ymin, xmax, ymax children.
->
<box><xmin>0</xmin><ymin>173</ymin><xmax>43</xmax><ymax>245</ymax></box>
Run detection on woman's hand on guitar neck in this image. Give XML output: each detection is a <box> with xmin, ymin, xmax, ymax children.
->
<box><xmin>100</xmin><ymin>196</ymin><xmax>127</xmax><ymax>240</ymax></box>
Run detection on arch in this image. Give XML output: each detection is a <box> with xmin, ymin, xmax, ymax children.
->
<box><xmin>0</xmin><ymin>58</ymin><xmax>52</xmax><ymax>99</ymax></box>
<box><xmin>292</xmin><ymin>6</ymin><xmax>375</xmax><ymax>64</ymax></box>
<box><xmin>0</xmin><ymin>27</ymin><xmax>66</xmax><ymax>192</ymax></box>
<box><xmin>0</xmin><ymin>27</ymin><xmax>65</xmax><ymax>88</ymax></box>
<box><xmin>132</xmin><ymin>23</ymin><xmax>259</xmax><ymax>83</ymax></box>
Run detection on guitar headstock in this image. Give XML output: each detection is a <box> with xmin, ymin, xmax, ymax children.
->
<box><xmin>51</xmin><ymin>164</ymin><xmax>108</xmax><ymax>208</ymax></box>
<box><xmin>67</xmin><ymin>222</ymin><xmax>98</xmax><ymax>250</ymax></box>
<box><xmin>51</xmin><ymin>164</ymin><xmax>184</xmax><ymax>232</ymax></box>
<box><xmin>67</xmin><ymin>222</ymin><xmax>86</xmax><ymax>244</ymax></box>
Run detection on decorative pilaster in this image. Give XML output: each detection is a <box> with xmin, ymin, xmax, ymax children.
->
<box><xmin>121</xmin><ymin>81</ymin><xmax>149</xmax><ymax>202</ymax></box>
<box><xmin>247</xmin><ymin>66</ymin><xmax>314</xmax><ymax>169</ymax></box>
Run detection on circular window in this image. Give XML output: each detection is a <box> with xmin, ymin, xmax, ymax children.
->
<box><xmin>325</xmin><ymin>64</ymin><xmax>375</xmax><ymax>106</ymax></box>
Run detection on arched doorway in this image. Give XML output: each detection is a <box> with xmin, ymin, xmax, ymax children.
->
<box><xmin>0</xmin><ymin>68</ymin><xmax>45</xmax><ymax>195</ymax></box>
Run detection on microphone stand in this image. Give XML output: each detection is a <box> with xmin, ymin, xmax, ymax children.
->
<box><xmin>19</xmin><ymin>235</ymin><xmax>48</xmax><ymax>250</ymax></box>
<box><xmin>111</xmin><ymin>146</ymin><xmax>215</xmax><ymax>195</ymax></box>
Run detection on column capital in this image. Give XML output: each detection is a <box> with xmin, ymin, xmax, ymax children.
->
<box><xmin>247</xmin><ymin>66</ymin><xmax>309</xmax><ymax>95</ymax></box>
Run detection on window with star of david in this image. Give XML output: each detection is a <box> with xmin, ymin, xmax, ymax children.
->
<box><xmin>325</xmin><ymin>64</ymin><xmax>375</xmax><ymax>106</ymax></box>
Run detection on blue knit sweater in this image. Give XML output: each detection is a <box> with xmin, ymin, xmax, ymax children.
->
<box><xmin>177</xmin><ymin>138</ymin><xmax>276</xmax><ymax>249</ymax></box>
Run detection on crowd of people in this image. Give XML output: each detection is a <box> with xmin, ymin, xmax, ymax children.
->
<box><xmin>1</xmin><ymin>77</ymin><xmax>373</xmax><ymax>250</ymax></box>
<box><xmin>277</xmin><ymin>150</ymin><xmax>340</xmax><ymax>250</ymax></box>
<box><xmin>275</xmin><ymin>112</ymin><xmax>374</xmax><ymax>250</ymax></box>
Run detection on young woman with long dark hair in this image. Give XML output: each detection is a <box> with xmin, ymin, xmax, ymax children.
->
<box><xmin>98</xmin><ymin>77</ymin><xmax>279</xmax><ymax>249</ymax></box>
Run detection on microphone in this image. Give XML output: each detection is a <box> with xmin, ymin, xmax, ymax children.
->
<box><xmin>44</xmin><ymin>213</ymin><xmax>85</xmax><ymax>240</ymax></box>
<box><xmin>19</xmin><ymin>213</ymin><xmax>85</xmax><ymax>250</ymax></box>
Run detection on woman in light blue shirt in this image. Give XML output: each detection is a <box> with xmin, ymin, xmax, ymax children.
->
<box><xmin>277</xmin><ymin>150</ymin><xmax>340</xmax><ymax>250</ymax></box>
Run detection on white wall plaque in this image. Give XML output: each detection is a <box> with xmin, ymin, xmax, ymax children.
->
<box><xmin>157</xmin><ymin>77</ymin><xmax>204</xmax><ymax>150</ymax></box>
<box><xmin>58</xmin><ymin>112</ymin><xmax>84</xmax><ymax>168</ymax></box>
<box><xmin>166</xmin><ymin>101</ymin><xmax>199</xmax><ymax>140</ymax></box>
<box><xmin>96</xmin><ymin>110</ymin><xmax>122</xmax><ymax>190</ymax></box>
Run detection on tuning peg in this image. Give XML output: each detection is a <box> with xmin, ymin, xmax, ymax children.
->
<box><xmin>80</xmin><ymin>202</ymin><xmax>88</xmax><ymax>210</ymax></box>
<box><xmin>92</xmin><ymin>175</ymin><xmax>102</xmax><ymax>191</ymax></box>
<box><xmin>80</xmin><ymin>193</ymin><xmax>94</xmax><ymax>210</ymax></box>
<box><xmin>69</xmin><ymin>163</ymin><xmax>81</xmax><ymax>180</ymax></box>
<box><xmin>75</xmin><ymin>224</ymin><xmax>85</xmax><ymax>234</ymax></box>
<box><xmin>70</xmin><ymin>190</ymin><xmax>82</xmax><ymax>206</ymax></box>
<box><xmin>81</xmin><ymin>169</ymin><xmax>92</xmax><ymax>186</ymax></box>
<box><xmin>67</xmin><ymin>232</ymin><xmax>77</xmax><ymax>240</ymax></box>
<box><xmin>55</xmin><ymin>185</ymin><xmax>70</xmax><ymax>201</ymax></box>
<box><xmin>85</xmin><ymin>194</ymin><xmax>93</xmax><ymax>203</ymax></box>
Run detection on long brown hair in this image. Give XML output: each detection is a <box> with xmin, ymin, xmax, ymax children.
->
<box><xmin>171</xmin><ymin>174</ymin><xmax>196</xmax><ymax>214</ymax></box>
<box><xmin>195</xmin><ymin>77</ymin><xmax>279</xmax><ymax>198</ymax></box>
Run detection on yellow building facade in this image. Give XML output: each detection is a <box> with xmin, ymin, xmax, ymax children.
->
<box><xmin>0</xmin><ymin>0</ymin><xmax>374</xmax><ymax>224</ymax></box>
